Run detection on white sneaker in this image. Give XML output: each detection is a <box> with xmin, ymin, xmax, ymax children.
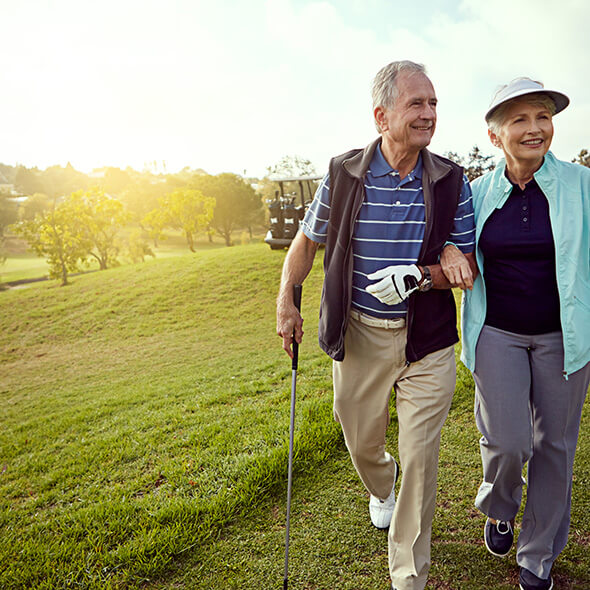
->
<box><xmin>369</xmin><ymin>455</ymin><xmax>399</xmax><ymax>529</ymax></box>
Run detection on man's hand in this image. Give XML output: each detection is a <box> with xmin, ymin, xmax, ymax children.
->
<box><xmin>366</xmin><ymin>264</ymin><xmax>422</xmax><ymax>305</ymax></box>
<box><xmin>440</xmin><ymin>244</ymin><xmax>474</xmax><ymax>290</ymax></box>
<box><xmin>277</xmin><ymin>299</ymin><xmax>304</xmax><ymax>359</ymax></box>
<box><xmin>276</xmin><ymin>231</ymin><xmax>318</xmax><ymax>359</ymax></box>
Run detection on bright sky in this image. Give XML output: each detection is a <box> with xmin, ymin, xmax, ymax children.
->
<box><xmin>1</xmin><ymin>0</ymin><xmax>588</xmax><ymax>178</ymax></box>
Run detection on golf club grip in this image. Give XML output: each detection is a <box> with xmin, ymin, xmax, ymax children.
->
<box><xmin>292</xmin><ymin>284</ymin><xmax>302</xmax><ymax>370</ymax></box>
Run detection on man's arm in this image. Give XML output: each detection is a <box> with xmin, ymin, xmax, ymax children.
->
<box><xmin>277</xmin><ymin>231</ymin><xmax>320</xmax><ymax>358</ymax></box>
<box><xmin>434</xmin><ymin>173</ymin><xmax>477</xmax><ymax>290</ymax></box>
<box><xmin>366</xmin><ymin>250</ymin><xmax>476</xmax><ymax>306</ymax></box>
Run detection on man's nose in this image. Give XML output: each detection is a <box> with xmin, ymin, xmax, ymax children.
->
<box><xmin>420</xmin><ymin>104</ymin><xmax>436</xmax><ymax>119</ymax></box>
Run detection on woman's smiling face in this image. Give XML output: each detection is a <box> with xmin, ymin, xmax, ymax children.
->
<box><xmin>489</xmin><ymin>98</ymin><xmax>554</xmax><ymax>168</ymax></box>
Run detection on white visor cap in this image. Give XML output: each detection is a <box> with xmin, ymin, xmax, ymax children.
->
<box><xmin>485</xmin><ymin>77</ymin><xmax>569</xmax><ymax>122</ymax></box>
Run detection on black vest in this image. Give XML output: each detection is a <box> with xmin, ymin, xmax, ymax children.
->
<box><xmin>318</xmin><ymin>137</ymin><xmax>464</xmax><ymax>362</ymax></box>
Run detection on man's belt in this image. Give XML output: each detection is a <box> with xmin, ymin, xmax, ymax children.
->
<box><xmin>349</xmin><ymin>309</ymin><xmax>406</xmax><ymax>329</ymax></box>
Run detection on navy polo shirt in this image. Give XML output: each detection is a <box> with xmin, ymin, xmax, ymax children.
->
<box><xmin>479</xmin><ymin>175</ymin><xmax>561</xmax><ymax>335</ymax></box>
<box><xmin>302</xmin><ymin>145</ymin><xmax>475</xmax><ymax>318</ymax></box>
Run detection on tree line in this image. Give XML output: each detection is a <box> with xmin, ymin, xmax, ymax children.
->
<box><xmin>0</xmin><ymin>165</ymin><xmax>268</xmax><ymax>285</ymax></box>
<box><xmin>1</xmin><ymin>149</ymin><xmax>588</xmax><ymax>285</ymax></box>
<box><xmin>445</xmin><ymin>146</ymin><xmax>590</xmax><ymax>181</ymax></box>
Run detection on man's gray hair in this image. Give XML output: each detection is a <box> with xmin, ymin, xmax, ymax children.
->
<box><xmin>372</xmin><ymin>61</ymin><xmax>426</xmax><ymax>132</ymax></box>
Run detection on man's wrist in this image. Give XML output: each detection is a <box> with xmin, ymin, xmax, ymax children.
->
<box><xmin>418</xmin><ymin>265</ymin><xmax>433</xmax><ymax>291</ymax></box>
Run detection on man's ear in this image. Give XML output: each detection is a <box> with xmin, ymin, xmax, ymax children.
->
<box><xmin>374</xmin><ymin>106</ymin><xmax>387</xmax><ymax>132</ymax></box>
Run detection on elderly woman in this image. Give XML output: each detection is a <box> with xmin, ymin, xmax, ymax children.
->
<box><xmin>443</xmin><ymin>78</ymin><xmax>590</xmax><ymax>590</ymax></box>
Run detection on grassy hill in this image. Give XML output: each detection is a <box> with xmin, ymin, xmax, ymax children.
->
<box><xmin>1</xmin><ymin>243</ymin><xmax>588</xmax><ymax>589</ymax></box>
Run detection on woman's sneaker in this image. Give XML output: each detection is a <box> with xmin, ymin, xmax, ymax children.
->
<box><xmin>519</xmin><ymin>566</ymin><xmax>553</xmax><ymax>590</ymax></box>
<box><xmin>484</xmin><ymin>518</ymin><xmax>513</xmax><ymax>557</ymax></box>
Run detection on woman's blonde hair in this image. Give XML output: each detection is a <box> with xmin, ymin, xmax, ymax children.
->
<box><xmin>488</xmin><ymin>81</ymin><xmax>556</xmax><ymax>134</ymax></box>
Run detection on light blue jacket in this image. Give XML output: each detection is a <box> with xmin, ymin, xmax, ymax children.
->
<box><xmin>461</xmin><ymin>151</ymin><xmax>590</xmax><ymax>378</ymax></box>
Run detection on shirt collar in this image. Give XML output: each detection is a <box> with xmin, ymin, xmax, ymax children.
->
<box><xmin>503</xmin><ymin>165</ymin><xmax>540</xmax><ymax>192</ymax></box>
<box><xmin>369</xmin><ymin>144</ymin><xmax>423</xmax><ymax>181</ymax></box>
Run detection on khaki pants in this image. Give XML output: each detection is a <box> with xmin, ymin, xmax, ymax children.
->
<box><xmin>333</xmin><ymin>312</ymin><xmax>456</xmax><ymax>590</ymax></box>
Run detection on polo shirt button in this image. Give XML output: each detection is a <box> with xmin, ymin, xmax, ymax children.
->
<box><xmin>523</xmin><ymin>217</ymin><xmax>528</xmax><ymax>222</ymax></box>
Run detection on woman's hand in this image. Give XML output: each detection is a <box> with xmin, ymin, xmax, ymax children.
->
<box><xmin>441</xmin><ymin>244</ymin><xmax>475</xmax><ymax>290</ymax></box>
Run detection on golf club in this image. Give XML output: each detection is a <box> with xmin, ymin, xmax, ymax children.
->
<box><xmin>283</xmin><ymin>283</ymin><xmax>302</xmax><ymax>590</ymax></box>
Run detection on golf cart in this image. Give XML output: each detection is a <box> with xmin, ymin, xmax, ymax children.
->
<box><xmin>264</xmin><ymin>175</ymin><xmax>322</xmax><ymax>250</ymax></box>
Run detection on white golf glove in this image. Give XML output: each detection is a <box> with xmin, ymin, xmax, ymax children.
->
<box><xmin>366</xmin><ymin>264</ymin><xmax>422</xmax><ymax>306</ymax></box>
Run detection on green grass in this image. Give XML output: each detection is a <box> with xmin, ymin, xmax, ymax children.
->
<box><xmin>1</xmin><ymin>254</ymin><xmax>51</xmax><ymax>282</ymax></box>
<box><xmin>0</xmin><ymin>229</ymin><xmax>265</xmax><ymax>283</ymax></box>
<box><xmin>0</xmin><ymin>242</ymin><xmax>336</xmax><ymax>588</ymax></box>
<box><xmin>0</xmin><ymin>242</ymin><xmax>588</xmax><ymax>589</ymax></box>
<box><xmin>168</xmin><ymin>356</ymin><xmax>590</xmax><ymax>590</ymax></box>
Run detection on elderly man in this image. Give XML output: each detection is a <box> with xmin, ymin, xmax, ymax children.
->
<box><xmin>276</xmin><ymin>60</ymin><xmax>476</xmax><ymax>590</ymax></box>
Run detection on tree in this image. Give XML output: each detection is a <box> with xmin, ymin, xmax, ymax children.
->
<box><xmin>257</xmin><ymin>155</ymin><xmax>321</xmax><ymax>204</ymax></box>
<box><xmin>141</xmin><ymin>206</ymin><xmax>168</xmax><ymax>248</ymax></box>
<box><xmin>13</xmin><ymin>188</ymin><xmax>131</xmax><ymax>283</ymax></box>
<box><xmin>243</xmin><ymin>189</ymin><xmax>265</xmax><ymax>239</ymax></box>
<box><xmin>193</xmin><ymin>174</ymin><xmax>262</xmax><ymax>246</ymax></box>
<box><xmin>146</xmin><ymin>188</ymin><xmax>215</xmax><ymax>251</ymax></box>
<box><xmin>0</xmin><ymin>190</ymin><xmax>19</xmax><ymax>238</ymax></box>
<box><xmin>100</xmin><ymin>167</ymin><xmax>133</xmax><ymax>195</ymax></box>
<box><xmin>572</xmin><ymin>149</ymin><xmax>590</xmax><ymax>167</ymax></box>
<box><xmin>0</xmin><ymin>163</ymin><xmax>17</xmax><ymax>184</ymax></box>
<box><xmin>445</xmin><ymin>145</ymin><xmax>496</xmax><ymax>181</ymax></box>
<box><xmin>267</xmin><ymin>155</ymin><xmax>318</xmax><ymax>178</ymax></box>
<box><xmin>0</xmin><ymin>190</ymin><xmax>14</xmax><ymax>282</ymax></box>
<box><xmin>40</xmin><ymin>163</ymin><xmax>90</xmax><ymax>198</ymax></box>
<box><xmin>11</xmin><ymin>200</ymin><xmax>89</xmax><ymax>286</ymax></box>
<box><xmin>21</xmin><ymin>193</ymin><xmax>53</xmax><ymax>220</ymax></box>
<box><xmin>170</xmin><ymin>166</ymin><xmax>209</xmax><ymax>184</ymax></box>
<box><xmin>120</xmin><ymin>177</ymin><xmax>170</xmax><ymax>220</ymax></box>
<box><xmin>127</xmin><ymin>228</ymin><xmax>155</xmax><ymax>263</ymax></box>
<box><xmin>0</xmin><ymin>234</ymin><xmax>6</xmax><ymax>278</ymax></box>
<box><xmin>14</xmin><ymin>166</ymin><xmax>44</xmax><ymax>195</ymax></box>
<box><xmin>15</xmin><ymin>164</ymin><xmax>90</xmax><ymax>198</ymax></box>
<box><xmin>66</xmin><ymin>188</ymin><xmax>132</xmax><ymax>270</ymax></box>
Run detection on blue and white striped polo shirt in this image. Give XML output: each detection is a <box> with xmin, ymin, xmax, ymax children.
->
<box><xmin>302</xmin><ymin>144</ymin><xmax>475</xmax><ymax>319</ymax></box>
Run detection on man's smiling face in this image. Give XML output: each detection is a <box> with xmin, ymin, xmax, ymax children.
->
<box><xmin>377</xmin><ymin>71</ymin><xmax>437</xmax><ymax>152</ymax></box>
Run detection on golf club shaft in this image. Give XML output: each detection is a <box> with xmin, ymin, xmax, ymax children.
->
<box><xmin>284</xmin><ymin>284</ymin><xmax>302</xmax><ymax>590</ymax></box>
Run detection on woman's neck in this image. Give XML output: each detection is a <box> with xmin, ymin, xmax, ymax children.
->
<box><xmin>505</xmin><ymin>156</ymin><xmax>544</xmax><ymax>190</ymax></box>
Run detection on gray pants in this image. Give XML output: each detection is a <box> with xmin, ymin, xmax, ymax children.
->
<box><xmin>472</xmin><ymin>325</ymin><xmax>590</xmax><ymax>580</ymax></box>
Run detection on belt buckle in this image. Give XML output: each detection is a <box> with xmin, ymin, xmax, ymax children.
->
<box><xmin>386</xmin><ymin>316</ymin><xmax>405</xmax><ymax>329</ymax></box>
